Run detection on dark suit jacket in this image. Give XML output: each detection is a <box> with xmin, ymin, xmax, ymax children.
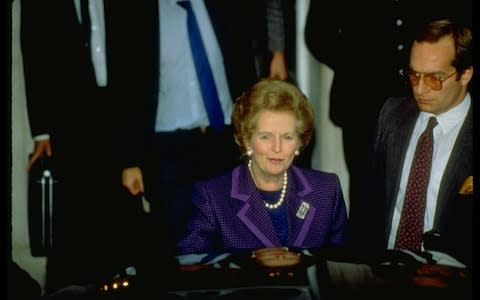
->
<box><xmin>20</xmin><ymin>0</ymin><xmax>160</xmax><ymax>288</ymax></box>
<box><xmin>366</xmin><ymin>96</ymin><xmax>473</xmax><ymax>265</ymax></box>
<box><xmin>21</xmin><ymin>0</ymin><xmax>158</xmax><ymax>169</ymax></box>
<box><xmin>177</xmin><ymin>163</ymin><xmax>348</xmax><ymax>255</ymax></box>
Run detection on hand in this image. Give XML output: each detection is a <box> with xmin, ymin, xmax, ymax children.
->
<box><xmin>253</xmin><ymin>247</ymin><xmax>301</xmax><ymax>267</ymax></box>
<box><xmin>269</xmin><ymin>51</ymin><xmax>288</xmax><ymax>80</ymax></box>
<box><xmin>413</xmin><ymin>264</ymin><xmax>467</xmax><ymax>288</ymax></box>
<box><xmin>179</xmin><ymin>264</ymin><xmax>211</xmax><ymax>272</ymax></box>
<box><xmin>122</xmin><ymin>167</ymin><xmax>145</xmax><ymax>196</ymax></box>
<box><xmin>28</xmin><ymin>140</ymin><xmax>52</xmax><ymax>171</ymax></box>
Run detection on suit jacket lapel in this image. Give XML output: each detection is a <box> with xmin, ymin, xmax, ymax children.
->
<box><xmin>230</xmin><ymin>164</ymin><xmax>316</xmax><ymax>248</ymax></box>
<box><xmin>385</xmin><ymin>107</ymin><xmax>419</xmax><ymax>227</ymax></box>
<box><xmin>434</xmin><ymin>107</ymin><xmax>473</xmax><ymax>229</ymax></box>
<box><xmin>231</xmin><ymin>164</ymin><xmax>279</xmax><ymax>247</ymax></box>
<box><xmin>382</xmin><ymin>98</ymin><xmax>419</xmax><ymax>240</ymax></box>
<box><xmin>286</xmin><ymin>166</ymin><xmax>316</xmax><ymax>248</ymax></box>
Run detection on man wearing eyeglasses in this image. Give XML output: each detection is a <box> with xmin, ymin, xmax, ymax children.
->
<box><xmin>363</xmin><ymin>18</ymin><xmax>473</xmax><ymax>270</ymax></box>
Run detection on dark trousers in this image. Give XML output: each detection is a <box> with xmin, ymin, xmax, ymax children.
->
<box><xmin>42</xmin><ymin>88</ymin><xmax>152</xmax><ymax>293</ymax></box>
<box><xmin>341</xmin><ymin>122</ymin><xmax>376</xmax><ymax>247</ymax></box>
<box><xmin>43</xmin><ymin>143</ymin><xmax>145</xmax><ymax>293</ymax></box>
<box><xmin>145</xmin><ymin>125</ymin><xmax>241</xmax><ymax>253</ymax></box>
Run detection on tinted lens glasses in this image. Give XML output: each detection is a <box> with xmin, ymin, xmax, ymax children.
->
<box><xmin>400</xmin><ymin>69</ymin><xmax>457</xmax><ymax>90</ymax></box>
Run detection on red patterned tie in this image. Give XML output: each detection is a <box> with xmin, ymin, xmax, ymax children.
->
<box><xmin>394</xmin><ymin>116</ymin><xmax>438</xmax><ymax>250</ymax></box>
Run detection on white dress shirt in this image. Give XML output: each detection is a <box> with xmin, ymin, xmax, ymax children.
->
<box><xmin>73</xmin><ymin>0</ymin><xmax>107</xmax><ymax>87</ymax></box>
<box><xmin>154</xmin><ymin>0</ymin><xmax>232</xmax><ymax>132</ymax></box>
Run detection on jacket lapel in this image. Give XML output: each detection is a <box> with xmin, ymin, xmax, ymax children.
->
<box><xmin>231</xmin><ymin>164</ymin><xmax>279</xmax><ymax>247</ymax></box>
<box><xmin>386</xmin><ymin>106</ymin><xmax>419</xmax><ymax>212</ymax></box>
<box><xmin>434</xmin><ymin>107</ymin><xmax>473</xmax><ymax>229</ymax></box>
<box><xmin>384</xmin><ymin>100</ymin><xmax>419</xmax><ymax>235</ymax></box>
<box><xmin>230</xmin><ymin>164</ymin><xmax>316</xmax><ymax>248</ymax></box>
<box><xmin>285</xmin><ymin>166</ymin><xmax>316</xmax><ymax>248</ymax></box>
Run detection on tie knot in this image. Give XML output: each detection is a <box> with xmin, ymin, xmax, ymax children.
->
<box><xmin>177</xmin><ymin>1</ymin><xmax>191</xmax><ymax>10</ymax></box>
<box><xmin>426</xmin><ymin>116</ymin><xmax>438</xmax><ymax>132</ymax></box>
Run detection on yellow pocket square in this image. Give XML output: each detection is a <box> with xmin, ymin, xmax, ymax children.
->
<box><xmin>459</xmin><ymin>176</ymin><xmax>473</xmax><ymax>195</ymax></box>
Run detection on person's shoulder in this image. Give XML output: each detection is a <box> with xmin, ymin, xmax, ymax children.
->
<box><xmin>194</xmin><ymin>166</ymin><xmax>236</xmax><ymax>188</ymax></box>
<box><xmin>382</xmin><ymin>96</ymin><xmax>415</xmax><ymax>114</ymax></box>
<box><xmin>379</xmin><ymin>96</ymin><xmax>418</xmax><ymax>126</ymax></box>
<box><xmin>291</xmin><ymin>166</ymin><xmax>343</xmax><ymax>200</ymax></box>
<box><xmin>291</xmin><ymin>166</ymin><xmax>340</xmax><ymax>183</ymax></box>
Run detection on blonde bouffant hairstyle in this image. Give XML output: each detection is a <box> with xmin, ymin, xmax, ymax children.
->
<box><xmin>232</xmin><ymin>78</ymin><xmax>314</xmax><ymax>156</ymax></box>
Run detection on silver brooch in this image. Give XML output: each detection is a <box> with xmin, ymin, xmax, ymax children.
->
<box><xmin>296</xmin><ymin>201</ymin><xmax>310</xmax><ymax>219</ymax></box>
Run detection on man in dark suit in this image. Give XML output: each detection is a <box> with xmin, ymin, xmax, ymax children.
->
<box><xmin>364</xmin><ymin>18</ymin><xmax>473</xmax><ymax>267</ymax></box>
<box><xmin>304</xmin><ymin>0</ymin><xmax>473</xmax><ymax>247</ymax></box>
<box><xmin>121</xmin><ymin>0</ymin><xmax>288</xmax><ymax>253</ymax></box>
<box><xmin>20</xmin><ymin>0</ymin><xmax>168</xmax><ymax>293</ymax></box>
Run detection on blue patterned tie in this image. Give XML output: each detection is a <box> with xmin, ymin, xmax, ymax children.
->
<box><xmin>178</xmin><ymin>1</ymin><xmax>225</xmax><ymax>131</ymax></box>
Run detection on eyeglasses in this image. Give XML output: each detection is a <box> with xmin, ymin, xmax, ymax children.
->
<box><xmin>400</xmin><ymin>69</ymin><xmax>457</xmax><ymax>90</ymax></box>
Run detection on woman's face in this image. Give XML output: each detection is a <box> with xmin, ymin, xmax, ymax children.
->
<box><xmin>249</xmin><ymin>110</ymin><xmax>299</xmax><ymax>181</ymax></box>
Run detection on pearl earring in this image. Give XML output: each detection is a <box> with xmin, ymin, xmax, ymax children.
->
<box><xmin>247</xmin><ymin>148</ymin><xmax>253</xmax><ymax>156</ymax></box>
<box><xmin>294</xmin><ymin>150</ymin><xmax>300</xmax><ymax>156</ymax></box>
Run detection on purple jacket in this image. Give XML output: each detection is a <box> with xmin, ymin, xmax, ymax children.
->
<box><xmin>177</xmin><ymin>163</ymin><xmax>348</xmax><ymax>255</ymax></box>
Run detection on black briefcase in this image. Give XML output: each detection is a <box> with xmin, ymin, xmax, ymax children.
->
<box><xmin>28</xmin><ymin>155</ymin><xmax>57</xmax><ymax>257</ymax></box>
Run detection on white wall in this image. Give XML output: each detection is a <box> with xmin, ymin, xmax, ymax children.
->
<box><xmin>295</xmin><ymin>0</ymin><xmax>350</xmax><ymax>214</ymax></box>
<box><xmin>11</xmin><ymin>0</ymin><xmax>48</xmax><ymax>293</ymax></box>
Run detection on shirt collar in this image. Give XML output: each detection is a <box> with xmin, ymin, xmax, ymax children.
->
<box><xmin>419</xmin><ymin>93</ymin><xmax>471</xmax><ymax>134</ymax></box>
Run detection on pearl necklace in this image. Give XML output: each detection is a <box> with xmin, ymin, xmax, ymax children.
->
<box><xmin>248</xmin><ymin>160</ymin><xmax>288</xmax><ymax>209</ymax></box>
